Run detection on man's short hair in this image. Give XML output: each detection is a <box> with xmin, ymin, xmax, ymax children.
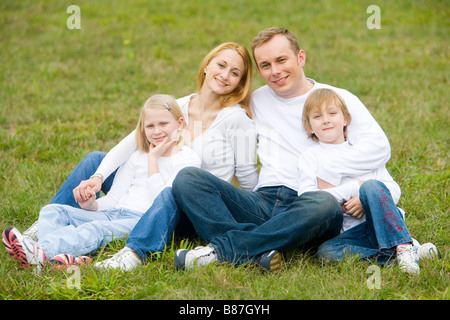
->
<box><xmin>251</xmin><ymin>27</ymin><xmax>300</xmax><ymax>60</ymax></box>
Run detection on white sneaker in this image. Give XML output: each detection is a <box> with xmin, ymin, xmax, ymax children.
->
<box><xmin>397</xmin><ymin>244</ymin><xmax>420</xmax><ymax>275</ymax></box>
<box><xmin>95</xmin><ymin>247</ymin><xmax>142</xmax><ymax>272</ymax></box>
<box><xmin>3</xmin><ymin>227</ymin><xmax>46</xmax><ymax>267</ymax></box>
<box><xmin>23</xmin><ymin>221</ymin><xmax>39</xmax><ymax>242</ymax></box>
<box><xmin>175</xmin><ymin>245</ymin><xmax>217</xmax><ymax>270</ymax></box>
<box><xmin>416</xmin><ymin>243</ymin><xmax>441</xmax><ymax>261</ymax></box>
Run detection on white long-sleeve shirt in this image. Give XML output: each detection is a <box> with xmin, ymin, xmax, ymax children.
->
<box><xmin>95</xmin><ymin>94</ymin><xmax>258</xmax><ymax>190</ymax></box>
<box><xmin>96</xmin><ymin>146</ymin><xmax>201</xmax><ymax>213</ymax></box>
<box><xmin>297</xmin><ymin>141</ymin><xmax>401</xmax><ymax>232</ymax></box>
<box><xmin>250</xmin><ymin>79</ymin><xmax>391</xmax><ymax>191</ymax></box>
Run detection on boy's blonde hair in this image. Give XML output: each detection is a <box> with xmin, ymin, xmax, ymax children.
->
<box><xmin>197</xmin><ymin>42</ymin><xmax>253</xmax><ymax>118</ymax></box>
<box><xmin>303</xmin><ymin>88</ymin><xmax>352</xmax><ymax>142</ymax></box>
<box><xmin>135</xmin><ymin>94</ymin><xmax>187</xmax><ymax>153</ymax></box>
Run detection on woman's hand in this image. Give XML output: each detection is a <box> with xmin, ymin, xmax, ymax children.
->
<box><xmin>73</xmin><ymin>176</ymin><xmax>102</xmax><ymax>203</ymax></box>
<box><xmin>78</xmin><ymin>187</ymin><xmax>98</xmax><ymax>211</ymax></box>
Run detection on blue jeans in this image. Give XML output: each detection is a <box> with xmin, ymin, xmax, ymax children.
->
<box><xmin>172</xmin><ymin>167</ymin><xmax>343</xmax><ymax>265</ymax></box>
<box><xmin>50</xmin><ymin>152</ymin><xmax>195</xmax><ymax>260</ymax></box>
<box><xmin>38</xmin><ymin>204</ymin><xmax>142</xmax><ymax>258</ymax></box>
<box><xmin>317</xmin><ymin>180</ymin><xmax>412</xmax><ymax>265</ymax></box>
<box><xmin>126</xmin><ymin>187</ymin><xmax>196</xmax><ymax>260</ymax></box>
<box><xmin>50</xmin><ymin>152</ymin><xmax>116</xmax><ymax>207</ymax></box>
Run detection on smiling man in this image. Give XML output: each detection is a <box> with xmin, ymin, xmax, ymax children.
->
<box><xmin>173</xmin><ymin>27</ymin><xmax>391</xmax><ymax>272</ymax></box>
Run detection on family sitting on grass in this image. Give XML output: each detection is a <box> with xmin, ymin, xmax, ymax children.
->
<box><xmin>3</xmin><ymin>27</ymin><xmax>440</xmax><ymax>276</ymax></box>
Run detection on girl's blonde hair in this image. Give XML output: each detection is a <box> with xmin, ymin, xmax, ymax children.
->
<box><xmin>135</xmin><ymin>94</ymin><xmax>187</xmax><ymax>153</ymax></box>
<box><xmin>303</xmin><ymin>88</ymin><xmax>352</xmax><ymax>142</ymax></box>
<box><xmin>197</xmin><ymin>42</ymin><xmax>253</xmax><ymax>118</ymax></box>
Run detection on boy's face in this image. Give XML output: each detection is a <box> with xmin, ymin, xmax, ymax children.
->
<box><xmin>309</xmin><ymin>103</ymin><xmax>347</xmax><ymax>144</ymax></box>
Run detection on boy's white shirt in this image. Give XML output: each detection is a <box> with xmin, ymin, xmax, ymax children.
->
<box><xmin>95</xmin><ymin>94</ymin><xmax>258</xmax><ymax>191</ymax></box>
<box><xmin>96</xmin><ymin>146</ymin><xmax>201</xmax><ymax>213</ymax></box>
<box><xmin>297</xmin><ymin>139</ymin><xmax>401</xmax><ymax>232</ymax></box>
<box><xmin>251</xmin><ymin>79</ymin><xmax>391</xmax><ymax>191</ymax></box>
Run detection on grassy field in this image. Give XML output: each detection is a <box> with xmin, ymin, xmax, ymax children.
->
<box><xmin>0</xmin><ymin>0</ymin><xmax>448</xmax><ymax>302</ymax></box>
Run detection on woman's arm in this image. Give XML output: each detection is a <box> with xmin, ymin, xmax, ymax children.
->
<box><xmin>73</xmin><ymin>130</ymin><xmax>137</xmax><ymax>203</ymax></box>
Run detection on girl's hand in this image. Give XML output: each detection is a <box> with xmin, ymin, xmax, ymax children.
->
<box><xmin>147</xmin><ymin>138</ymin><xmax>177</xmax><ymax>177</ymax></box>
<box><xmin>343</xmin><ymin>196</ymin><xmax>364</xmax><ymax>219</ymax></box>
<box><xmin>73</xmin><ymin>176</ymin><xmax>102</xmax><ymax>203</ymax></box>
<box><xmin>78</xmin><ymin>187</ymin><xmax>98</xmax><ymax>211</ymax></box>
<box><xmin>148</xmin><ymin>138</ymin><xmax>177</xmax><ymax>159</ymax></box>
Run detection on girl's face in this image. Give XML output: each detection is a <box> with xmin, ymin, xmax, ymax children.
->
<box><xmin>144</xmin><ymin>108</ymin><xmax>184</xmax><ymax>147</ymax></box>
<box><xmin>203</xmin><ymin>49</ymin><xmax>245</xmax><ymax>96</ymax></box>
<box><xmin>309</xmin><ymin>103</ymin><xmax>347</xmax><ymax>144</ymax></box>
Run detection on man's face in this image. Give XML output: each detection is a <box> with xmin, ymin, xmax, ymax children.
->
<box><xmin>254</xmin><ymin>35</ymin><xmax>306</xmax><ymax>99</ymax></box>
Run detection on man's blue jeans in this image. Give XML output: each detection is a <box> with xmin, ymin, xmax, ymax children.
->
<box><xmin>317</xmin><ymin>180</ymin><xmax>413</xmax><ymax>265</ymax></box>
<box><xmin>50</xmin><ymin>152</ymin><xmax>195</xmax><ymax>260</ymax></box>
<box><xmin>172</xmin><ymin>167</ymin><xmax>343</xmax><ymax>265</ymax></box>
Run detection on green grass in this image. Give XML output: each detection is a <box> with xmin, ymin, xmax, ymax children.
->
<box><xmin>0</xmin><ymin>0</ymin><xmax>448</xmax><ymax>301</ymax></box>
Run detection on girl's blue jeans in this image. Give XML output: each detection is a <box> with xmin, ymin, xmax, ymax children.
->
<box><xmin>172</xmin><ymin>167</ymin><xmax>343</xmax><ymax>265</ymax></box>
<box><xmin>38</xmin><ymin>204</ymin><xmax>142</xmax><ymax>258</ymax></box>
<box><xmin>50</xmin><ymin>152</ymin><xmax>195</xmax><ymax>260</ymax></box>
<box><xmin>317</xmin><ymin>180</ymin><xmax>412</xmax><ymax>265</ymax></box>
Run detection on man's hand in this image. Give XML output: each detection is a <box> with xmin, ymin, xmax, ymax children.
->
<box><xmin>317</xmin><ymin>177</ymin><xmax>335</xmax><ymax>190</ymax></box>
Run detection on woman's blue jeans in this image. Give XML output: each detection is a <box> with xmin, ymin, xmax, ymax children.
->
<box><xmin>50</xmin><ymin>152</ymin><xmax>195</xmax><ymax>260</ymax></box>
<box><xmin>172</xmin><ymin>167</ymin><xmax>343</xmax><ymax>266</ymax></box>
<box><xmin>317</xmin><ymin>180</ymin><xmax>412</xmax><ymax>265</ymax></box>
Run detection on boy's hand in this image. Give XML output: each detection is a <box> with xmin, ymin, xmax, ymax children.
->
<box><xmin>343</xmin><ymin>196</ymin><xmax>364</xmax><ymax>218</ymax></box>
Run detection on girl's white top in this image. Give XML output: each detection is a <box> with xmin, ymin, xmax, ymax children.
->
<box><xmin>96</xmin><ymin>146</ymin><xmax>201</xmax><ymax>213</ymax></box>
<box><xmin>94</xmin><ymin>94</ymin><xmax>258</xmax><ymax>190</ymax></box>
<box><xmin>297</xmin><ymin>140</ymin><xmax>401</xmax><ymax>232</ymax></box>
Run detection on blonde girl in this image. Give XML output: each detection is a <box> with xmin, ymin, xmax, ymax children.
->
<box><xmin>3</xmin><ymin>94</ymin><xmax>201</xmax><ymax>267</ymax></box>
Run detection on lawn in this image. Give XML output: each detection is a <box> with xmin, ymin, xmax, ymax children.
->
<box><xmin>0</xmin><ymin>0</ymin><xmax>448</xmax><ymax>303</ymax></box>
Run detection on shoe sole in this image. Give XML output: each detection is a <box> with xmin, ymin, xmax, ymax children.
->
<box><xmin>260</xmin><ymin>250</ymin><xmax>282</xmax><ymax>273</ymax></box>
<box><xmin>2</xmin><ymin>228</ymin><xmax>29</xmax><ymax>266</ymax></box>
<box><xmin>174</xmin><ymin>249</ymin><xmax>189</xmax><ymax>270</ymax></box>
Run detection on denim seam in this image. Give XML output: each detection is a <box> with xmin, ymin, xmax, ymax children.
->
<box><xmin>217</xmin><ymin>190</ymin><xmax>267</xmax><ymax>223</ymax></box>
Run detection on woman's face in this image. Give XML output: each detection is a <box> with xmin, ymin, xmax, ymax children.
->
<box><xmin>203</xmin><ymin>49</ymin><xmax>245</xmax><ymax>96</ymax></box>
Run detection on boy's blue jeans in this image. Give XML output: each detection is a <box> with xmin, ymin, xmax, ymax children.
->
<box><xmin>317</xmin><ymin>180</ymin><xmax>413</xmax><ymax>265</ymax></box>
<box><xmin>172</xmin><ymin>167</ymin><xmax>343</xmax><ymax>265</ymax></box>
<box><xmin>50</xmin><ymin>152</ymin><xmax>194</xmax><ymax>260</ymax></box>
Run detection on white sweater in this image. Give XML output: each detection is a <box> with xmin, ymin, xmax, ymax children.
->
<box><xmin>250</xmin><ymin>79</ymin><xmax>391</xmax><ymax>191</ymax></box>
<box><xmin>96</xmin><ymin>146</ymin><xmax>201</xmax><ymax>213</ymax></box>
<box><xmin>297</xmin><ymin>141</ymin><xmax>401</xmax><ymax>232</ymax></box>
<box><xmin>95</xmin><ymin>94</ymin><xmax>258</xmax><ymax>190</ymax></box>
